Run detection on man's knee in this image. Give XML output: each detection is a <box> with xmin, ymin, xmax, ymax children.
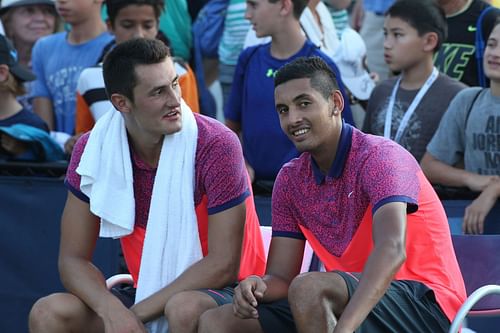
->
<box><xmin>198</xmin><ymin>306</ymin><xmax>229</xmax><ymax>333</ymax></box>
<box><xmin>289</xmin><ymin>272</ymin><xmax>325</xmax><ymax>301</ymax></box>
<box><xmin>164</xmin><ymin>291</ymin><xmax>217</xmax><ymax>330</ymax></box>
<box><xmin>29</xmin><ymin>293</ymin><xmax>89</xmax><ymax>332</ymax></box>
<box><xmin>289</xmin><ymin>272</ymin><xmax>348</xmax><ymax>310</ymax></box>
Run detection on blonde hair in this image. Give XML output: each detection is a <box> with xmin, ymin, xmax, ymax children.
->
<box><xmin>0</xmin><ymin>71</ymin><xmax>27</xmax><ymax>96</ymax></box>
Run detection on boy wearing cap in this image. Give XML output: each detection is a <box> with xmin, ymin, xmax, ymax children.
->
<box><xmin>0</xmin><ymin>34</ymin><xmax>46</xmax><ymax>131</ymax></box>
<box><xmin>0</xmin><ymin>34</ymin><xmax>65</xmax><ymax>161</ymax></box>
<box><xmin>30</xmin><ymin>0</ymin><xmax>112</xmax><ymax>144</ymax></box>
<box><xmin>363</xmin><ymin>0</ymin><xmax>466</xmax><ymax>162</ymax></box>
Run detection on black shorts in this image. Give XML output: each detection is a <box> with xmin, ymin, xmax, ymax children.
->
<box><xmin>110</xmin><ymin>284</ymin><xmax>236</xmax><ymax>308</ymax></box>
<box><xmin>257</xmin><ymin>271</ymin><xmax>450</xmax><ymax>333</ymax></box>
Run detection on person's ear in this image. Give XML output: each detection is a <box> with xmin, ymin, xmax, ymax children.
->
<box><xmin>110</xmin><ymin>93</ymin><xmax>132</xmax><ymax>114</ymax></box>
<box><xmin>0</xmin><ymin>64</ymin><xmax>10</xmax><ymax>83</ymax></box>
<box><xmin>423</xmin><ymin>32</ymin><xmax>438</xmax><ymax>52</ymax></box>
<box><xmin>330</xmin><ymin>90</ymin><xmax>344</xmax><ymax>117</ymax></box>
<box><xmin>280</xmin><ymin>0</ymin><xmax>293</xmax><ymax>17</ymax></box>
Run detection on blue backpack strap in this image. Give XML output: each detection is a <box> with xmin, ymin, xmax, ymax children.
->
<box><xmin>475</xmin><ymin>5</ymin><xmax>496</xmax><ymax>87</ymax></box>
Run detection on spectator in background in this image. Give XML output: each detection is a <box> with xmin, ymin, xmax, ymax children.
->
<box><xmin>66</xmin><ymin>0</ymin><xmax>199</xmax><ymax>154</ymax></box>
<box><xmin>421</xmin><ymin>18</ymin><xmax>500</xmax><ymax>234</ymax></box>
<box><xmin>218</xmin><ymin>0</ymin><xmax>251</xmax><ymax>111</ymax></box>
<box><xmin>225</xmin><ymin>0</ymin><xmax>353</xmax><ymax>187</ymax></box>
<box><xmin>0</xmin><ymin>0</ymin><xmax>59</xmax><ymax>112</ymax></box>
<box><xmin>30</xmin><ymin>0</ymin><xmax>112</xmax><ymax>148</ymax></box>
<box><xmin>351</xmin><ymin>0</ymin><xmax>395</xmax><ymax>81</ymax></box>
<box><xmin>363</xmin><ymin>0</ymin><xmax>466</xmax><ymax>162</ymax></box>
<box><xmin>435</xmin><ymin>0</ymin><xmax>500</xmax><ymax>87</ymax></box>
<box><xmin>0</xmin><ymin>34</ymin><xmax>64</xmax><ymax>161</ymax></box>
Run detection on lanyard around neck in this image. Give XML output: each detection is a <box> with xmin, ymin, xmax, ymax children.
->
<box><xmin>384</xmin><ymin>67</ymin><xmax>439</xmax><ymax>143</ymax></box>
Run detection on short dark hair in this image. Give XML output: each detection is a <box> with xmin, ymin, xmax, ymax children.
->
<box><xmin>103</xmin><ymin>38</ymin><xmax>170</xmax><ymax>101</ymax></box>
<box><xmin>386</xmin><ymin>0</ymin><xmax>447</xmax><ymax>52</ymax></box>
<box><xmin>106</xmin><ymin>0</ymin><xmax>165</xmax><ymax>26</ymax></box>
<box><xmin>274</xmin><ymin>57</ymin><xmax>339</xmax><ymax>100</ymax></box>
<box><xmin>268</xmin><ymin>0</ymin><xmax>307</xmax><ymax>20</ymax></box>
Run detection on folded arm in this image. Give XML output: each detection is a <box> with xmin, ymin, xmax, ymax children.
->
<box><xmin>421</xmin><ymin>152</ymin><xmax>499</xmax><ymax>192</ymax></box>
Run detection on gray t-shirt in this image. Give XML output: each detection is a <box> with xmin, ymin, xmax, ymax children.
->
<box><xmin>363</xmin><ymin>74</ymin><xmax>465</xmax><ymax>161</ymax></box>
<box><xmin>427</xmin><ymin>88</ymin><xmax>500</xmax><ymax>175</ymax></box>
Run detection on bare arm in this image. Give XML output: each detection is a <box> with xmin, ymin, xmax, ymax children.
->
<box><xmin>131</xmin><ymin>201</ymin><xmax>246</xmax><ymax>322</ymax></box>
<box><xmin>232</xmin><ymin>237</ymin><xmax>305</xmax><ymax>318</ymax></box>
<box><xmin>334</xmin><ymin>202</ymin><xmax>407</xmax><ymax>333</ymax></box>
<box><xmin>261</xmin><ymin>237</ymin><xmax>305</xmax><ymax>300</ymax></box>
<box><xmin>421</xmin><ymin>152</ymin><xmax>499</xmax><ymax>192</ymax></box>
<box><xmin>32</xmin><ymin>97</ymin><xmax>54</xmax><ymax>131</ymax></box>
<box><xmin>59</xmin><ymin>192</ymin><xmax>145</xmax><ymax>332</ymax></box>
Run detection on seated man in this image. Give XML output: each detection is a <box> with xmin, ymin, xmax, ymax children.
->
<box><xmin>421</xmin><ymin>18</ymin><xmax>500</xmax><ymax>234</ymax></box>
<box><xmin>199</xmin><ymin>56</ymin><xmax>466</xmax><ymax>333</ymax></box>
<box><xmin>29</xmin><ymin>38</ymin><xmax>265</xmax><ymax>333</ymax></box>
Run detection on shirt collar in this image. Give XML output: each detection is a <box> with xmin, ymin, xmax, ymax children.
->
<box><xmin>311</xmin><ymin>122</ymin><xmax>353</xmax><ymax>184</ymax></box>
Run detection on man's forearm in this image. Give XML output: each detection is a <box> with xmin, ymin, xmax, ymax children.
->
<box><xmin>59</xmin><ymin>256</ymin><xmax>123</xmax><ymax>317</ymax></box>
<box><xmin>336</xmin><ymin>242</ymin><xmax>405</xmax><ymax>331</ymax></box>
<box><xmin>421</xmin><ymin>153</ymin><xmax>476</xmax><ymax>188</ymax></box>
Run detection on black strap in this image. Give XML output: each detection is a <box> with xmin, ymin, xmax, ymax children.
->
<box><xmin>464</xmin><ymin>88</ymin><xmax>484</xmax><ymax>130</ymax></box>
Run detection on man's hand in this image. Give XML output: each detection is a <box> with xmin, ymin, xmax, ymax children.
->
<box><xmin>99</xmin><ymin>299</ymin><xmax>147</xmax><ymax>333</ymax></box>
<box><xmin>464</xmin><ymin>174</ymin><xmax>500</xmax><ymax>192</ymax></box>
<box><xmin>463</xmin><ymin>181</ymin><xmax>500</xmax><ymax>234</ymax></box>
<box><xmin>1</xmin><ymin>133</ymin><xmax>29</xmax><ymax>155</ymax></box>
<box><xmin>232</xmin><ymin>276</ymin><xmax>267</xmax><ymax>319</ymax></box>
<box><xmin>64</xmin><ymin>133</ymin><xmax>83</xmax><ymax>155</ymax></box>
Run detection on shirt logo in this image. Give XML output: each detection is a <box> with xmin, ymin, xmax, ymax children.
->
<box><xmin>266</xmin><ymin>68</ymin><xmax>277</xmax><ymax>78</ymax></box>
<box><xmin>468</xmin><ymin>25</ymin><xmax>477</xmax><ymax>32</ymax></box>
<box><xmin>348</xmin><ymin>191</ymin><xmax>354</xmax><ymax>198</ymax></box>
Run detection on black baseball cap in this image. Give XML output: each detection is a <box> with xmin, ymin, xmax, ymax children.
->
<box><xmin>0</xmin><ymin>34</ymin><xmax>36</xmax><ymax>82</ymax></box>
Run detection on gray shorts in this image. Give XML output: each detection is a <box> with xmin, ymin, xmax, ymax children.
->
<box><xmin>110</xmin><ymin>284</ymin><xmax>236</xmax><ymax>308</ymax></box>
<box><xmin>257</xmin><ymin>271</ymin><xmax>450</xmax><ymax>333</ymax></box>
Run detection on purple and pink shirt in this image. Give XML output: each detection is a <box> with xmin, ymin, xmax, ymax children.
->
<box><xmin>66</xmin><ymin>113</ymin><xmax>266</xmax><ymax>283</ymax></box>
<box><xmin>272</xmin><ymin>123</ymin><xmax>466</xmax><ymax>322</ymax></box>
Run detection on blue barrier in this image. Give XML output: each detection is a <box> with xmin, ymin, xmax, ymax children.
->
<box><xmin>0</xmin><ymin>176</ymin><xmax>120</xmax><ymax>333</ymax></box>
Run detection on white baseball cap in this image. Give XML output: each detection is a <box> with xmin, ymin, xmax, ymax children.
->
<box><xmin>333</xmin><ymin>28</ymin><xmax>375</xmax><ymax>101</ymax></box>
<box><xmin>0</xmin><ymin>0</ymin><xmax>55</xmax><ymax>15</ymax></box>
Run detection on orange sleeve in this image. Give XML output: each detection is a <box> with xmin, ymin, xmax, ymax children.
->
<box><xmin>75</xmin><ymin>93</ymin><xmax>95</xmax><ymax>134</ymax></box>
<box><xmin>179</xmin><ymin>64</ymin><xmax>200</xmax><ymax>114</ymax></box>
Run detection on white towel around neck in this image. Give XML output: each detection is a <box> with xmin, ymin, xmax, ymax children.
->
<box><xmin>77</xmin><ymin>101</ymin><xmax>203</xmax><ymax>333</ymax></box>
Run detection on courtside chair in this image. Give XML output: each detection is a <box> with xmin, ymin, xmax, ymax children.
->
<box><xmin>106</xmin><ymin>226</ymin><xmax>316</xmax><ymax>289</ymax></box>
<box><xmin>449</xmin><ymin>234</ymin><xmax>500</xmax><ymax>333</ymax></box>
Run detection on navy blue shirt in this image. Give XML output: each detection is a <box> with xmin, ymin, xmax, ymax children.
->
<box><xmin>0</xmin><ymin>109</ymin><xmax>49</xmax><ymax>132</ymax></box>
